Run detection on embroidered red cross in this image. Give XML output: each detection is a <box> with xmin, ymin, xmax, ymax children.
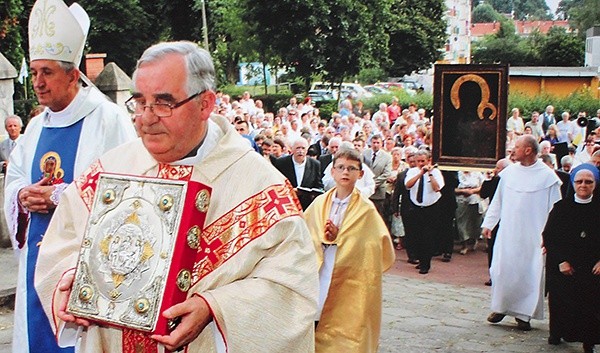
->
<box><xmin>77</xmin><ymin>162</ymin><xmax>102</xmax><ymax>192</ymax></box>
<box><xmin>199</xmin><ymin>235</ymin><xmax>223</xmax><ymax>265</ymax></box>
<box><xmin>265</xmin><ymin>189</ymin><xmax>292</xmax><ymax>215</ymax></box>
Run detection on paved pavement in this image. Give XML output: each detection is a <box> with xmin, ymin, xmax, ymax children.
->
<box><xmin>0</xmin><ymin>247</ymin><xmax>16</xmax><ymax>353</ymax></box>
<box><xmin>0</xmin><ymin>248</ymin><xmax>16</xmax><ymax>309</ymax></box>
<box><xmin>0</xmin><ymin>245</ymin><xmax>589</xmax><ymax>352</ymax></box>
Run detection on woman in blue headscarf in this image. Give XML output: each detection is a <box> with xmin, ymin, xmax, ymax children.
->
<box><xmin>543</xmin><ymin>163</ymin><xmax>600</xmax><ymax>353</ymax></box>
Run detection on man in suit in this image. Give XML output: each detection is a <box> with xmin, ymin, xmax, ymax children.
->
<box><xmin>310</xmin><ymin>135</ymin><xmax>329</xmax><ymax>157</ymax></box>
<box><xmin>0</xmin><ymin>115</ymin><xmax>22</xmax><ymax>172</ymax></box>
<box><xmin>318</xmin><ymin>136</ymin><xmax>341</xmax><ymax>175</ymax></box>
<box><xmin>541</xmin><ymin>105</ymin><xmax>556</xmax><ymax>135</ymax></box>
<box><xmin>541</xmin><ymin>154</ymin><xmax>571</xmax><ymax>198</ymax></box>
<box><xmin>363</xmin><ymin>134</ymin><xmax>392</xmax><ymax>218</ymax></box>
<box><xmin>274</xmin><ymin>138</ymin><xmax>323</xmax><ymax>210</ymax></box>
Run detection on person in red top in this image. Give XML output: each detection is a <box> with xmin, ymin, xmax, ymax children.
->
<box><xmin>387</xmin><ymin>97</ymin><xmax>401</xmax><ymax>125</ymax></box>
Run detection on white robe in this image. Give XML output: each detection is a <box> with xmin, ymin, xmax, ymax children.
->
<box><xmin>4</xmin><ymin>86</ymin><xmax>137</xmax><ymax>353</ymax></box>
<box><xmin>481</xmin><ymin>160</ymin><xmax>561</xmax><ymax>320</ymax></box>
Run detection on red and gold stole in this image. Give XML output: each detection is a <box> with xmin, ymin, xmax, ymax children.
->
<box><xmin>75</xmin><ymin>162</ymin><xmax>302</xmax><ymax>352</ymax></box>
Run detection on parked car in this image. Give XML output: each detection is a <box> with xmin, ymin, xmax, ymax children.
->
<box><xmin>364</xmin><ymin>85</ymin><xmax>393</xmax><ymax>95</ymax></box>
<box><xmin>374</xmin><ymin>82</ymin><xmax>417</xmax><ymax>96</ymax></box>
<box><xmin>374</xmin><ymin>82</ymin><xmax>404</xmax><ymax>89</ymax></box>
<box><xmin>308</xmin><ymin>89</ymin><xmax>337</xmax><ymax>102</ymax></box>
<box><xmin>311</xmin><ymin>82</ymin><xmax>373</xmax><ymax>99</ymax></box>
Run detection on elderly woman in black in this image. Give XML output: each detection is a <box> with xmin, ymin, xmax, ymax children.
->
<box><xmin>543</xmin><ymin>163</ymin><xmax>600</xmax><ymax>353</ymax></box>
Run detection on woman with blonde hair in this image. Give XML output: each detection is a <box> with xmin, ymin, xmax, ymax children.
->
<box><xmin>543</xmin><ymin>124</ymin><xmax>561</xmax><ymax>146</ymax></box>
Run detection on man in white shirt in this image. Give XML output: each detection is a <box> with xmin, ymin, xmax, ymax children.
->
<box><xmin>404</xmin><ymin>149</ymin><xmax>444</xmax><ymax>274</ymax></box>
<box><xmin>524</xmin><ymin>111</ymin><xmax>544</xmax><ymax>141</ymax></box>
<box><xmin>556</xmin><ymin>111</ymin><xmax>576</xmax><ymax>144</ymax></box>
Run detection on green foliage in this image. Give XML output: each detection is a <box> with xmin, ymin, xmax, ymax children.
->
<box><xmin>317</xmin><ymin>101</ymin><xmax>338</xmax><ymax>121</ymax></box>
<box><xmin>488</xmin><ymin>0</ymin><xmax>551</xmax><ymax>20</ymax></box>
<box><xmin>539</xmin><ymin>27</ymin><xmax>584</xmax><ymax>66</ymax></box>
<box><xmin>472</xmin><ymin>19</ymin><xmax>583</xmax><ymax>66</ymax></box>
<box><xmin>472</xmin><ymin>3</ymin><xmax>503</xmax><ymax>23</ymax></box>
<box><xmin>356</xmin><ymin>67</ymin><xmax>387</xmax><ymax>85</ymax></box>
<box><xmin>0</xmin><ymin>0</ymin><xmax>25</xmax><ymax>66</ymax></box>
<box><xmin>79</xmin><ymin>0</ymin><xmax>163</xmax><ymax>75</ymax></box>
<box><xmin>205</xmin><ymin>0</ymin><xmax>259</xmax><ymax>85</ymax></box>
<box><xmin>219</xmin><ymin>85</ymin><xmax>292</xmax><ymax>100</ymax></box>
<box><xmin>1</xmin><ymin>0</ymin><xmax>30</xmax><ymax>101</ymax></box>
<box><xmin>556</xmin><ymin>0</ymin><xmax>578</xmax><ymax>20</ymax></box>
<box><xmin>242</xmin><ymin>0</ymin><xmax>445</xmax><ymax>88</ymax></box>
<box><xmin>508</xmin><ymin>90</ymin><xmax>600</xmax><ymax>120</ymax></box>
<box><xmin>241</xmin><ymin>0</ymin><xmax>329</xmax><ymax>90</ymax></box>
<box><xmin>387</xmin><ymin>0</ymin><xmax>447</xmax><ymax>77</ymax></box>
<box><xmin>565</xmin><ymin>0</ymin><xmax>600</xmax><ymax>38</ymax></box>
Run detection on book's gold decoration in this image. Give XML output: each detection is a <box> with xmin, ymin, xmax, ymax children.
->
<box><xmin>110</xmin><ymin>289</ymin><xmax>121</xmax><ymax>300</ymax></box>
<box><xmin>176</xmin><ymin>269</ymin><xmax>191</xmax><ymax>292</ymax></box>
<box><xmin>82</xmin><ymin>238</ymin><xmax>91</xmax><ymax>248</ymax></box>
<box><xmin>134</xmin><ymin>298</ymin><xmax>150</xmax><ymax>314</ymax></box>
<box><xmin>186</xmin><ymin>226</ymin><xmax>200</xmax><ymax>249</ymax></box>
<box><xmin>68</xmin><ymin>261</ymin><xmax>100</xmax><ymax>315</ymax></box>
<box><xmin>195</xmin><ymin>189</ymin><xmax>210</xmax><ymax>213</ymax></box>
<box><xmin>103</xmin><ymin>189</ymin><xmax>116</xmax><ymax>204</ymax></box>
<box><xmin>79</xmin><ymin>285</ymin><xmax>93</xmax><ymax>302</ymax></box>
<box><xmin>159</xmin><ymin>194</ymin><xmax>174</xmax><ymax>212</ymax></box>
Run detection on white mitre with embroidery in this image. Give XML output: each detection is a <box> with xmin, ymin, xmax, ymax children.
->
<box><xmin>28</xmin><ymin>0</ymin><xmax>90</xmax><ymax>66</ymax></box>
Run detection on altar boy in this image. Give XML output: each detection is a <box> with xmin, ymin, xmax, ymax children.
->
<box><xmin>304</xmin><ymin>148</ymin><xmax>395</xmax><ymax>353</ymax></box>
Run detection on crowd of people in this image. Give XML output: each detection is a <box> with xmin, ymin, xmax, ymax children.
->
<box><xmin>214</xmin><ymin>91</ymin><xmax>600</xmax><ymax>352</ymax></box>
<box><xmin>4</xmin><ymin>61</ymin><xmax>600</xmax><ymax>353</ymax></box>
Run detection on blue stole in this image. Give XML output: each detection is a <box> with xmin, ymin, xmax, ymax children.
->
<box><xmin>27</xmin><ymin>119</ymin><xmax>84</xmax><ymax>352</ymax></box>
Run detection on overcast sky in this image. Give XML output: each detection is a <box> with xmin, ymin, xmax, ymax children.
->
<box><xmin>546</xmin><ymin>0</ymin><xmax>559</xmax><ymax>17</ymax></box>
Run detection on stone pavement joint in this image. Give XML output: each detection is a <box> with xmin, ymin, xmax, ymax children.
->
<box><xmin>379</xmin><ymin>274</ymin><xmax>584</xmax><ymax>353</ymax></box>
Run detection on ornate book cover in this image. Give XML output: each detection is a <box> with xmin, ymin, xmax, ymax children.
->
<box><xmin>67</xmin><ymin>173</ymin><xmax>211</xmax><ymax>334</ymax></box>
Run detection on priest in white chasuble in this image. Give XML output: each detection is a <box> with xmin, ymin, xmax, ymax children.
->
<box><xmin>34</xmin><ymin>41</ymin><xmax>318</xmax><ymax>353</ymax></box>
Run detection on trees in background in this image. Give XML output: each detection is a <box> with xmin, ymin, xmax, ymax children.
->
<box><xmin>3</xmin><ymin>0</ymin><xmax>594</xmax><ymax>94</ymax></box>
<box><xmin>243</xmin><ymin>0</ymin><xmax>446</xmax><ymax>90</ymax></box>
<box><xmin>472</xmin><ymin>3</ymin><xmax>504</xmax><ymax>23</ymax></box>
<box><xmin>472</xmin><ymin>18</ymin><xmax>585</xmax><ymax>66</ymax></box>
<box><xmin>558</xmin><ymin>0</ymin><xmax>600</xmax><ymax>37</ymax></box>
<box><xmin>487</xmin><ymin>0</ymin><xmax>551</xmax><ymax>20</ymax></box>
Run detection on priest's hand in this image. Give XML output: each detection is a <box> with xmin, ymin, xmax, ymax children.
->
<box><xmin>18</xmin><ymin>176</ymin><xmax>56</xmax><ymax>213</ymax></box>
<box><xmin>56</xmin><ymin>271</ymin><xmax>91</xmax><ymax>327</ymax></box>
<box><xmin>593</xmin><ymin>261</ymin><xmax>600</xmax><ymax>276</ymax></box>
<box><xmin>559</xmin><ymin>261</ymin><xmax>574</xmax><ymax>276</ymax></box>
<box><xmin>482</xmin><ymin>228</ymin><xmax>492</xmax><ymax>239</ymax></box>
<box><xmin>151</xmin><ymin>295</ymin><xmax>212</xmax><ymax>351</ymax></box>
